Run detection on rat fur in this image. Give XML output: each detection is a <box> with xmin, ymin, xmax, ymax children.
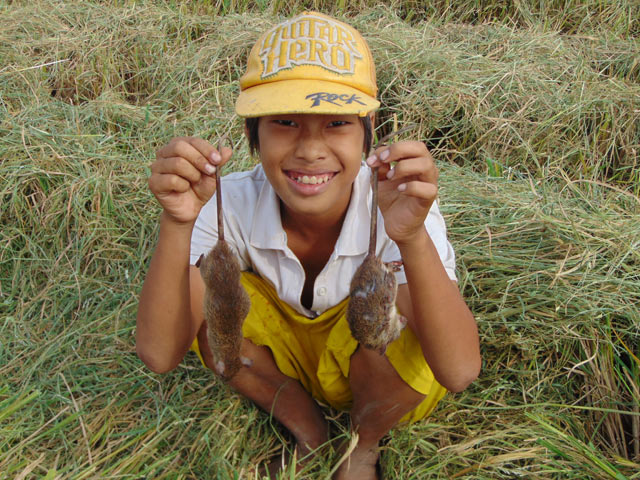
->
<box><xmin>347</xmin><ymin>128</ymin><xmax>413</xmax><ymax>354</ymax></box>
<box><xmin>347</xmin><ymin>251</ymin><xmax>406</xmax><ymax>354</ymax></box>
<box><xmin>198</xmin><ymin>139</ymin><xmax>251</xmax><ymax>380</ymax></box>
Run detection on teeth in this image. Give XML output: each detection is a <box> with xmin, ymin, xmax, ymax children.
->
<box><xmin>294</xmin><ymin>174</ymin><xmax>330</xmax><ymax>185</ymax></box>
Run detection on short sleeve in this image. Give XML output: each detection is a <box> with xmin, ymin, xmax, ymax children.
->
<box><xmin>190</xmin><ymin>194</ymin><xmax>220</xmax><ymax>266</ymax></box>
<box><xmin>425</xmin><ymin>200</ymin><xmax>457</xmax><ymax>282</ymax></box>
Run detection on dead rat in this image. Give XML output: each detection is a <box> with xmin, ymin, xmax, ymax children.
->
<box><xmin>197</xmin><ymin>137</ymin><xmax>251</xmax><ymax>381</ymax></box>
<box><xmin>346</xmin><ymin>127</ymin><xmax>414</xmax><ymax>355</ymax></box>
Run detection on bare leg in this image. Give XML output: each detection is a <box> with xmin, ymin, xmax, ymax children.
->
<box><xmin>228</xmin><ymin>338</ymin><xmax>329</xmax><ymax>462</ymax></box>
<box><xmin>334</xmin><ymin>347</ymin><xmax>426</xmax><ymax>480</ymax></box>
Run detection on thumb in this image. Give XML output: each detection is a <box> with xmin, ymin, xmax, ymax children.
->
<box><xmin>192</xmin><ymin>171</ymin><xmax>218</xmax><ymax>204</ymax></box>
<box><xmin>193</xmin><ymin>146</ymin><xmax>233</xmax><ymax>204</ymax></box>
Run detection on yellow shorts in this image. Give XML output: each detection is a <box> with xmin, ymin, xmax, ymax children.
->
<box><xmin>191</xmin><ymin>272</ymin><xmax>447</xmax><ymax>424</ymax></box>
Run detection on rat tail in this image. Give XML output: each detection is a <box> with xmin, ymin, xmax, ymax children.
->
<box><xmin>366</xmin><ymin>125</ymin><xmax>415</xmax><ymax>258</ymax></box>
<box><xmin>368</xmin><ymin>167</ymin><xmax>378</xmax><ymax>257</ymax></box>
<box><xmin>215</xmin><ymin>136</ymin><xmax>228</xmax><ymax>242</ymax></box>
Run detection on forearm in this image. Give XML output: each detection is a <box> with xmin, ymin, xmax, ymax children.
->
<box><xmin>136</xmin><ymin>213</ymin><xmax>197</xmax><ymax>373</ymax></box>
<box><xmin>397</xmin><ymin>229</ymin><xmax>481</xmax><ymax>392</ymax></box>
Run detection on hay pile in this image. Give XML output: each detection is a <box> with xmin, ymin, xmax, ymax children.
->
<box><xmin>1</xmin><ymin>2</ymin><xmax>638</xmax><ymax>477</ymax></box>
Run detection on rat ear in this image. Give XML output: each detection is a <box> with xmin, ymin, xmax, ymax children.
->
<box><xmin>195</xmin><ymin>254</ymin><xmax>204</xmax><ymax>268</ymax></box>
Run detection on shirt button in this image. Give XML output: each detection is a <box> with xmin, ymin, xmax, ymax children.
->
<box><xmin>317</xmin><ymin>287</ymin><xmax>327</xmax><ymax>296</ymax></box>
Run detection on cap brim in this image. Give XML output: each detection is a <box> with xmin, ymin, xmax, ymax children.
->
<box><xmin>235</xmin><ymin>79</ymin><xmax>379</xmax><ymax>118</ymax></box>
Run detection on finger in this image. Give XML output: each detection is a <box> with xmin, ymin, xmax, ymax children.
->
<box><xmin>366</xmin><ymin>141</ymin><xmax>431</xmax><ymax>168</ymax></box>
<box><xmin>396</xmin><ymin>180</ymin><xmax>438</xmax><ymax>201</ymax></box>
<box><xmin>191</xmin><ymin>166</ymin><xmax>218</xmax><ymax>202</ymax></box>
<box><xmin>188</xmin><ymin>137</ymin><xmax>227</xmax><ymax>165</ymax></box>
<box><xmin>217</xmin><ymin>145</ymin><xmax>233</xmax><ymax>168</ymax></box>
<box><xmin>373</xmin><ymin>162</ymin><xmax>392</xmax><ymax>181</ymax></box>
<box><xmin>148</xmin><ymin>172</ymin><xmax>192</xmax><ymax>195</ymax></box>
<box><xmin>151</xmin><ymin>157</ymin><xmax>204</xmax><ymax>184</ymax></box>
<box><xmin>157</xmin><ymin>138</ymin><xmax>218</xmax><ymax>176</ymax></box>
<box><xmin>156</xmin><ymin>137</ymin><xmax>193</xmax><ymax>159</ymax></box>
<box><xmin>385</xmin><ymin>156</ymin><xmax>438</xmax><ymax>185</ymax></box>
<box><xmin>178</xmin><ymin>137</ymin><xmax>233</xmax><ymax>170</ymax></box>
<box><xmin>377</xmin><ymin>140</ymin><xmax>431</xmax><ymax>163</ymax></box>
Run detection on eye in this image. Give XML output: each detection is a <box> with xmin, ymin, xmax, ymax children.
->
<box><xmin>273</xmin><ymin>119</ymin><xmax>297</xmax><ymax>127</ymax></box>
<box><xmin>328</xmin><ymin>120</ymin><xmax>349</xmax><ymax>127</ymax></box>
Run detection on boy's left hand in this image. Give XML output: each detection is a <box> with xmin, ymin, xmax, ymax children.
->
<box><xmin>366</xmin><ymin>140</ymin><xmax>438</xmax><ymax>245</ymax></box>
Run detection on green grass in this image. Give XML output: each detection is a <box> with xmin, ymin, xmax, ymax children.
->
<box><xmin>1</xmin><ymin>1</ymin><xmax>639</xmax><ymax>478</ymax></box>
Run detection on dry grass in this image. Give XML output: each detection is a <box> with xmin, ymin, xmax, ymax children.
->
<box><xmin>1</xmin><ymin>1</ymin><xmax>638</xmax><ymax>478</ymax></box>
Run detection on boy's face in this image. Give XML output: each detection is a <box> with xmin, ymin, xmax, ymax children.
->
<box><xmin>257</xmin><ymin>113</ymin><xmax>368</xmax><ymax>223</ymax></box>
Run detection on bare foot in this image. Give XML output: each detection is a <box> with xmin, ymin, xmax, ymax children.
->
<box><xmin>333</xmin><ymin>443</ymin><xmax>380</xmax><ymax>480</ymax></box>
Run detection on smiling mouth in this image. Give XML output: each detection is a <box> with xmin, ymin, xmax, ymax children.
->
<box><xmin>285</xmin><ymin>171</ymin><xmax>335</xmax><ymax>185</ymax></box>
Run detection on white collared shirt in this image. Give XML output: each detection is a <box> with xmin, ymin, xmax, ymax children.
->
<box><xmin>190</xmin><ymin>163</ymin><xmax>457</xmax><ymax>318</ymax></box>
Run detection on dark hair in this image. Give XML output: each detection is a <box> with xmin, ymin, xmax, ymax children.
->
<box><xmin>245</xmin><ymin>115</ymin><xmax>373</xmax><ymax>157</ymax></box>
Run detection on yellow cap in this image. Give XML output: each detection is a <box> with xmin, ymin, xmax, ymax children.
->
<box><xmin>235</xmin><ymin>12</ymin><xmax>380</xmax><ymax>118</ymax></box>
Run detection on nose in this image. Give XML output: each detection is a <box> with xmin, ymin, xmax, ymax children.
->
<box><xmin>293</xmin><ymin>126</ymin><xmax>328</xmax><ymax>162</ymax></box>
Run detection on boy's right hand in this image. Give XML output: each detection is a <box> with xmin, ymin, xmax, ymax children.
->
<box><xmin>149</xmin><ymin>137</ymin><xmax>232</xmax><ymax>224</ymax></box>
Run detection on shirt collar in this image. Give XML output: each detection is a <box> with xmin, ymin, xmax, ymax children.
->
<box><xmin>249</xmin><ymin>171</ymin><xmax>287</xmax><ymax>250</ymax></box>
<box><xmin>335</xmin><ymin>164</ymin><xmax>371</xmax><ymax>256</ymax></box>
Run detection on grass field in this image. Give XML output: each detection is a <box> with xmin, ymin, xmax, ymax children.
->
<box><xmin>1</xmin><ymin>0</ymin><xmax>639</xmax><ymax>478</ymax></box>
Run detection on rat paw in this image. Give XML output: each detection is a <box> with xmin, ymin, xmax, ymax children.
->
<box><xmin>215</xmin><ymin>360</ymin><xmax>226</xmax><ymax>376</ymax></box>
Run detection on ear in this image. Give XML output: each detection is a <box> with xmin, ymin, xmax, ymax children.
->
<box><xmin>368</xmin><ymin>111</ymin><xmax>376</xmax><ymax>129</ymax></box>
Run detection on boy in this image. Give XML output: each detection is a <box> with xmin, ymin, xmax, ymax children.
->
<box><xmin>136</xmin><ymin>11</ymin><xmax>480</xmax><ymax>479</ymax></box>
